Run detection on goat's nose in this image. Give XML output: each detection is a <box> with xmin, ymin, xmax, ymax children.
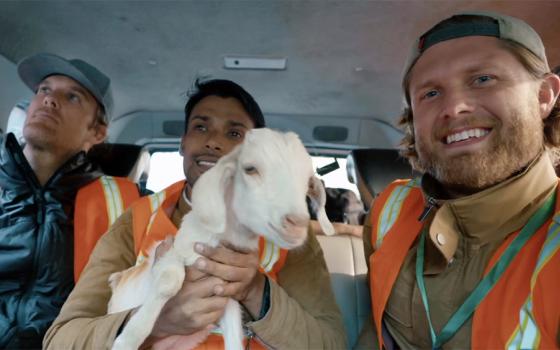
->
<box><xmin>282</xmin><ymin>213</ymin><xmax>310</xmax><ymax>230</ymax></box>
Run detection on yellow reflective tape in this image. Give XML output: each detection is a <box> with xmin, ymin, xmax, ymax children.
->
<box><xmin>148</xmin><ymin>190</ymin><xmax>166</xmax><ymax>212</ymax></box>
<box><xmin>376</xmin><ymin>178</ymin><xmax>419</xmax><ymax>248</ymax></box>
<box><xmin>265</xmin><ymin>241</ymin><xmax>280</xmax><ymax>272</ymax></box>
<box><xmin>100</xmin><ymin>176</ymin><xmax>124</xmax><ymax>225</ymax></box>
<box><xmin>507</xmin><ymin>215</ymin><xmax>560</xmax><ymax>349</ymax></box>
<box><xmin>259</xmin><ymin>240</ymin><xmax>280</xmax><ymax>272</ymax></box>
<box><xmin>260</xmin><ymin>240</ymin><xmax>273</xmax><ymax>272</ymax></box>
<box><xmin>145</xmin><ymin>191</ymin><xmax>166</xmax><ymax>237</ymax></box>
<box><xmin>506</xmin><ymin>323</ymin><xmax>522</xmax><ymax>349</ymax></box>
<box><xmin>137</xmin><ymin>190</ymin><xmax>167</xmax><ymax>264</ymax></box>
<box><xmin>135</xmin><ymin>254</ymin><xmax>146</xmax><ymax>267</ymax></box>
<box><xmin>530</xmin><ymin>222</ymin><xmax>560</xmax><ymax>289</ymax></box>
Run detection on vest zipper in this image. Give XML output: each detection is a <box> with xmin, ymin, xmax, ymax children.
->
<box><xmin>245</xmin><ymin>327</ymin><xmax>254</xmax><ymax>350</ymax></box>
<box><xmin>16</xmin><ymin>190</ymin><xmax>45</xmax><ymax>329</ymax></box>
<box><xmin>418</xmin><ymin>196</ymin><xmax>438</xmax><ymax>222</ymax></box>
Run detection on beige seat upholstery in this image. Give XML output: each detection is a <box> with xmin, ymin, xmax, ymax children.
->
<box><xmin>317</xmin><ymin>235</ymin><xmax>370</xmax><ymax>349</ymax></box>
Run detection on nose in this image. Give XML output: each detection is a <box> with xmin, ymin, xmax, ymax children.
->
<box><xmin>205</xmin><ymin>131</ymin><xmax>223</xmax><ymax>152</ymax></box>
<box><xmin>282</xmin><ymin>213</ymin><xmax>310</xmax><ymax>231</ymax></box>
<box><xmin>441</xmin><ymin>88</ymin><xmax>474</xmax><ymax>120</ymax></box>
<box><xmin>42</xmin><ymin>94</ymin><xmax>59</xmax><ymax>109</ymax></box>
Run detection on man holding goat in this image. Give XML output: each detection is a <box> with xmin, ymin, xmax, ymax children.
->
<box><xmin>45</xmin><ymin>79</ymin><xmax>346</xmax><ymax>349</ymax></box>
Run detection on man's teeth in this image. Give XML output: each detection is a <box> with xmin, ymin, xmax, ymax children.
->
<box><xmin>446</xmin><ymin>128</ymin><xmax>489</xmax><ymax>144</ymax></box>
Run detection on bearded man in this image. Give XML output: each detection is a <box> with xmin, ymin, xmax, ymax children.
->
<box><xmin>356</xmin><ymin>12</ymin><xmax>560</xmax><ymax>349</ymax></box>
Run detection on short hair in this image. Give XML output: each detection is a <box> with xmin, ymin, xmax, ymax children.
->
<box><xmin>183</xmin><ymin>79</ymin><xmax>265</xmax><ymax>132</ymax></box>
<box><xmin>399</xmin><ymin>30</ymin><xmax>560</xmax><ymax>170</ymax></box>
<box><xmin>95</xmin><ymin>104</ymin><xmax>107</xmax><ymax>126</ymax></box>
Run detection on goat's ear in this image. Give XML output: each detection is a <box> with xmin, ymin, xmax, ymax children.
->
<box><xmin>191</xmin><ymin>147</ymin><xmax>240</xmax><ymax>233</ymax></box>
<box><xmin>308</xmin><ymin>176</ymin><xmax>335</xmax><ymax>236</ymax></box>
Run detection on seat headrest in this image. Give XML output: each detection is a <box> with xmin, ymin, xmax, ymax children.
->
<box><xmin>88</xmin><ymin>143</ymin><xmax>145</xmax><ymax>178</ymax></box>
<box><xmin>350</xmin><ymin>148</ymin><xmax>418</xmax><ymax>198</ymax></box>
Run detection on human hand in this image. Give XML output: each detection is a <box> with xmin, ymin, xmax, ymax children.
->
<box><xmin>194</xmin><ymin>241</ymin><xmax>265</xmax><ymax>318</ymax></box>
<box><xmin>310</xmin><ymin>219</ymin><xmax>363</xmax><ymax>238</ymax></box>
<box><xmin>147</xmin><ymin>239</ymin><xmax>229</xmax><ymax>339</ymax></box>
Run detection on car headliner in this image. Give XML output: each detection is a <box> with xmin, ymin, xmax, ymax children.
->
<box><xmin>1</xmin><ymin>1</ymin><xmax>559</xmax><ymax>149</ymax></box>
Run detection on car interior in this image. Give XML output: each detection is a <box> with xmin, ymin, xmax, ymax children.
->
<box><xmin>1</xmin><ymin>1</ymin><xmax>559</xmax><ymax>348</ymax></box>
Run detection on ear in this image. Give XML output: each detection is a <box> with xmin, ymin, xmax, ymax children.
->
<box><xmin>307</xmin><ymin>176</ymin><xmax>335</xmax><ymax>236</ymax></box>
<box><xmin>538</xmin><ymin>73</ymin><xmax>560</xmax><ymax>120</ymax></box>
<box><xmin>179</xmin><ymin>135</ymin><xmax>186</xmax><ymax>156</ymax></box>
<box><xmin>191</xmin><ymin>146</ymin><xmax>240</xmax><ymax>233</ymax></box>
<box><xmin>83</xmin><ymin>123</ymin><xmax>107</xmax><ymax>152</ymax></box>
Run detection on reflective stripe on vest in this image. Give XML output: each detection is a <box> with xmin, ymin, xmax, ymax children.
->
<box><xmin>260</xmin><ymin>238</ymin><xmax>281</xmax><ymax>273</ymax></box>
<box><xmin>132</xmin><ymin>181</ymin><xmax>184</xmax><ymax>262</ymax></box>
<box><xmin>369</xmin><ymin>180</ymin><xmax>560</xmax><ymax>349</ymax></box>
<box><xmin>369</xmin><ymin>179</ymin><xmax>424</xmax><ymax>349</ymax></box>
<box><xmin>74</xmin><ymin>175</ymin><xmax>140</xmax><ymax>281</ymax></box>
<box><xmin>375</xmin><ymin>178</ymin><xmax>420</xmax><ymax>249</ymax></box>
<box><xmin>506</xmin><ymin>211</ymin><xmax>560</xmax><ymax>349</ymax></box>
<box><xmin>100</xmin><ymin>176</ymin><xmax>125</xmax><ymax>225</ymax></box>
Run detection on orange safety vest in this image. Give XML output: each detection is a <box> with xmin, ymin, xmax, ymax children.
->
<box><xmin>369</xmin><ymin>179</ymin><xmax>560</xmax><ymax>349</ymax></box>
<box><xmin>130</xmin><ymin>181</ymin><xmax>289</xmax><ymax>349</ymax></box>
<box><xmin>74</xmin><ymin>176</ymin><xmax>140</xmax><ymax>281</ymax></box>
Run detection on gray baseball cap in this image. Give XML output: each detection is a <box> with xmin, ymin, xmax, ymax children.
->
<box><xmin>17</xmin><ymin>53</ymin><xmax>113</xmax><ymax>123</ymax></box>
<box><xmin>403</xmin><ymin>12</ymin><xmax>549</xmax><ymax>102</ymax></box>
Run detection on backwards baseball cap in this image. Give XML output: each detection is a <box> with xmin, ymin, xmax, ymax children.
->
<box><xmin>403</xmin><ymin>11</ymin><xmax>549</xmax><ymax>99</ymax></box>
<box><xmin>17</xmin><ymin>53</ymin><xmax>113</xmax><ymax>123</ymax></box>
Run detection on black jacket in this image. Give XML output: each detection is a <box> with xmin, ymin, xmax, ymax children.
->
<box><xmin>0</xmin><ymin>133</ymin><xmax>102</xmax><ymax>349</ymax></box>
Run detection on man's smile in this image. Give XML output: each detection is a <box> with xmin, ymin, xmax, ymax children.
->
<box><xmin>443</xmin><ymin>127</ymin><xmax>491</xmax><ymax>146</ymax></box>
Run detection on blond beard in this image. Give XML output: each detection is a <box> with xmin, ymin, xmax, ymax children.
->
<box><xmin>416</xmin><ymin>110</ymin><xmax>544</xmax><ymax>191</ymax></box>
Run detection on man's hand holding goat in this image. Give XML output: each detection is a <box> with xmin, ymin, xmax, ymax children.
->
<box><xmin>108</xmin><ymin>128</ymin><xmax>334</xmax><ymax>350</ymax></box>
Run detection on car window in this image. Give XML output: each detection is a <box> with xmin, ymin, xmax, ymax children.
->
<box><xmin>146</xmin><ymin>150</ymin><xmax>358</xmax><ymax>196</ymax></box>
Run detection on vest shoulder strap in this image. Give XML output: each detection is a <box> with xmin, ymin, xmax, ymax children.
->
<box><xmin>132</xmin><ymin>181</ymin><xmax>184</xmax><ymax>258</ymax></box>
<box><xmin>474</xmin><ymin>185</ymin><xmax>560</xmax><ymax>349</ymax></box>
<box><xmin>368</xmin><ymin>178</ymin><xmax>424</xmax><ymax>349</ymax></box>
<box><xmin>370</xmin><ymin>178</ymin><xmax>421</xmax><ymax>250</ymax></box>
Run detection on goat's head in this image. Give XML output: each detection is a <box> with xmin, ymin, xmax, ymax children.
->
<box><xmin>191</xmin><ymin>128</ymin><xmax>334</xmax><ymax>249</ymax></box>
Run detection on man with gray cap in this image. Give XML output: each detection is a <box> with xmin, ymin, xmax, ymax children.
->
<box><xmin>0</xmin><ymin>53</ymin><xmax>139</xmax><ymax>349</ymax></box>
<box><xmin>357</xmin><ymin>12</ymin><xmax>560</xmax><ymax>349</ymax></box>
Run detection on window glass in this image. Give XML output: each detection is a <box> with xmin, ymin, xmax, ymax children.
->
<box><xmin>311</xmin><ymin>156</ymin><xmax>358</xmax><ymax>195</ymax></box>
<box><xmin>145</xmin><ymin>151</ymin><xmax>185</xmax><ymax>192</ymax></box>
<box><xmin>146</xmin><ymin>151</ymin><xmax>358</xmax><ymax>196</ymax></box>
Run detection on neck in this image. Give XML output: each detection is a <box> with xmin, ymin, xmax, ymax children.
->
<box><xmin>440</xmin><ymin>183</ymin><xmax>489</xmax><ymax>199</ymax></box>
<box><xmin>184</xmin><ymin>181</ymin><xmax>193</xmax><ymax>202</ymax></box>
<box><xmin>23</xmin><ymin>144</ymin><xmax>74</xmax><ymax>186</ymax></box>
<box><xmin>182</xmin><ymin>184</ymin><xmax>193</xmax><ymax>206</ymax></box>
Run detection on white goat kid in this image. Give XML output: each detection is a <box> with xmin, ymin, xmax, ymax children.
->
<box><xmin>109</xmin><ymin>128</ymin><xmax>334</xmax><ymax>350</ymax></box>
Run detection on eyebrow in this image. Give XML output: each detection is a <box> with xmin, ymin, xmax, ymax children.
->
<box><xmin>189</xmin><ymin>115</ymin><xmax>250</xmax><ymax>129</ymax></box>
<box><xmin>227</xmin><ymin>120</ymin><xmax>250</xmax><ymax>129</ymax></box>
<box><xmin>411</xmin><ymin>61</ymin><xmax>500</xmax><ymax>94</ymax></box>
<box><xmin>38</xmin><ymin>79</ymin><xmax>90</xmax><ymax>100</ymax></box>
<box><xmin>189</xmin><ymin>115</ymin><xmax>209</xmax><ymax>125</ymax></box>
<box><xmin>68</xmin><ymin>86</ymin><xmax>89</xmax><ymax>99</ymax></box>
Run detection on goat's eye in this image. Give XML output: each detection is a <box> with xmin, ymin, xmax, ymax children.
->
<box><xmin>244</xmin><ymin>165</ymin><xmax>258</xmax><ymax>176</ymax></box>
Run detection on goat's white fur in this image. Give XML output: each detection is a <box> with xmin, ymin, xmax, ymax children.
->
<box><xmin>109</xmin><ymin>129</ymin><xmax>334</xmax><ymax>350</ymax></box>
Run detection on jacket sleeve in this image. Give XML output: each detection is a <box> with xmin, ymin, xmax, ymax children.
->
<box><xmin>43</xmin><ymin>209</ymin><xmax>137</xmax><ymax>349</ymax></box>
<box><xmin>247</xmin><ymin>231</ymin><xmax>347</xmax><ymax>349</ymax></box>
<box><xmin>353</xmin><ymin>208</ymin><xmax>379</xmax><ymax>350</ymax></box>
